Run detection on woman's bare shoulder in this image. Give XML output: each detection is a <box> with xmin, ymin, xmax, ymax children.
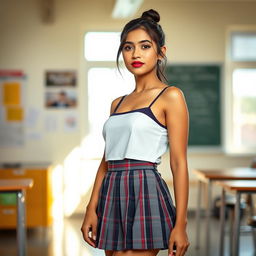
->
<box><xmin>109</xmin><ymin>95</ymin><xmax>125</xmax><ymax>114</ymax></box>
<box><xmin>163</xmin><ymin>85</ymin><xmax>186</xmax><ymax>103</ymax></box>
<box><xmin>160</xmin><ymin>86</ymin><xmax>187</xmax><ymax>113</ymax></box>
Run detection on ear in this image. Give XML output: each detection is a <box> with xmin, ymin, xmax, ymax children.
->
<box><xmin>158</xmin><ymin>45</ymin><xmax>166</xmax><ymax>59</ymax></box>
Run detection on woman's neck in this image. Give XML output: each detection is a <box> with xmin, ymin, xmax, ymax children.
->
<box><xmin>133</xmin><ymin>72</ymin><xmax>162</xmax><ymax>93</ymax></box>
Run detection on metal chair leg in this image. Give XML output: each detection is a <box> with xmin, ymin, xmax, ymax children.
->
<box><xmin>195</xmin><ymin>180</ymin><xmax>202</xmax><ymax>249</ymax></box>
<box><xmin>219</xmin><ymin>188</ymin><xmax>226</xmax><ymax>256</ymax></box>
<box><xmin>17</xmin><ymin>190</ymin><xmax>27</xmax><ymax>256</ymax></box>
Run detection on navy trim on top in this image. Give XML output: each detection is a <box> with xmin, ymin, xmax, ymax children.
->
<box><xmin>148</xmin><ymin>86</ymin><xmax>169</xmax><ymax>108</ymax></box>
<box><xmin>110</xmin><ymin>107</ymin><xmax>167</xmax><ymax>129</ymax></box>
<box><xmin>113</xmin><ymin>95</ymin><xmax>127</xmax><ymax>113</ymax></box>
<box><xmin>111</xmin><ymin>86</ymin><xmax>170</xmax><ymax>129</ymax></box>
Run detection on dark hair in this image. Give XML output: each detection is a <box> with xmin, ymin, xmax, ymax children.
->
<box><xmin>116</xmin><ymin>9</ymin><xmax>167</xmax><ymax>82</ymax></box>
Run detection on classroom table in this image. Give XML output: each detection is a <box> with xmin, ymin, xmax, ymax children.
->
<box><xmin>0</xmin><ymin>179</ymin><xmax>33</xmax><ymax>256</ymax></box>
<box><xmin>216</xmin><ymin>180</ymin><xmax>256</xmax><ymax>256</ymax></box>
<box><xmin>193</xmin><ymin>167</ymin><xmax>256</xmax><ymax>254</ymax></box>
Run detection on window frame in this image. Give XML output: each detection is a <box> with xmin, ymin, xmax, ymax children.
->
<box><xmin>224</xmin><ymin>25</ymin><xmax>256</xmax><ymax>155</ymax></box>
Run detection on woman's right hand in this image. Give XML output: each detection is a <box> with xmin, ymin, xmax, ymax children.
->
<box><xmin>81</xmin><ymin>206</ymin><xmax>98</xmax><ymax>248</ymax></box>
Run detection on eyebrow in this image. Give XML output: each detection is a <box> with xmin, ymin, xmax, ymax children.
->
<box><xmin>123</xmin><ymin>40</ymin><xmax>152</xmax><ymax>45</ymax></box>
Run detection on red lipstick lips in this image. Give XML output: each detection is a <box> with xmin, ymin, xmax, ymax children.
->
<box><xmin>131</xmin><ymin>61</ymin><xmax>144</xmax><ymax>68</ymax></box>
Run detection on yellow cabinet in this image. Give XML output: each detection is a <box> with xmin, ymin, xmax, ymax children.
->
<box><xmin>0</xmin><ymin>166</ymin><xmax>53</xmax><ymax>228</ymax></box>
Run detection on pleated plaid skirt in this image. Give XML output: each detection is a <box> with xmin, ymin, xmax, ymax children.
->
<box><xmin>95</xmin><ymin>159</ymin><xmax>176</xmax><ymax>251</ymax></box>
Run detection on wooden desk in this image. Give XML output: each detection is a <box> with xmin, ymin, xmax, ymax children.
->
<box><xmin>0</xmin><ymin>165</ymin><xmax>53</xmax><ymax>228</ymax></box>
<box><xmin>216</xmin><ymin>180</ymin><xmax>256</xmax><ymax>256</ymax></box>
<box><xmin>193</xmin><ymin>168</ymin><xmax>256</xmax><ymax>254</ymax></box>
<box><xmin>0</xmin><ymin>179</ymin><xmax>33</xmax><ymax>256</ymax></box>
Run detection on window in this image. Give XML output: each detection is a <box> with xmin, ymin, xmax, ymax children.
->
<box><xmin>82</xmin><ymin>32</ymin><xmax>134</xmax><ymax>158</ymax></box>
<box><xmin>225</xmin><ymin>28</ymin><xmax>256</xmax><ymax>154</ymax></box>
<box><xmin>231</xmin><ymin>33</ymin><xmax>256</xmax><ymax>61</ymax></box>
<box><xmin>84</xmin><ymin>32</ymin><xmax>121</xmax><ymax>61</ymax></box>
<box><xmin>233</xmin><ymin>69</ymin><xmax>256</xmax><ymax>148</ymax></box>
<box><xmin>88</xmin><ymin>67</ymin><xmax>134</xmax><ymax>137</ymax></box>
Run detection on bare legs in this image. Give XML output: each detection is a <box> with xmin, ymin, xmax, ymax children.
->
<box><xmin>105</xmin><ymin>249</ymin><xmax>159</xmax><ymax>256</ymax></box>
<box><xmin>105</xmin><ymin>251</ymin><xmax>114</xmax><ymax>256</ymax></box>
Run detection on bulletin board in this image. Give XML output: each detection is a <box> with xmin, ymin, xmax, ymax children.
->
<box><xmin>0</xmin><ymin>70</ymin><xmax>25</xmax><ymax>147</ymax></box>
<box><xmin>165</xmin><ymin>64</ymin><xmax>221</xmax><ymax>147</ymax></box>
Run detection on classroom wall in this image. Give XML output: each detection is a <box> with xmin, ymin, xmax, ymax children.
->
<box><xmin>0</xmin><ymin>0</ymin><xmax>255</xmax><ymax>211</ymax></box>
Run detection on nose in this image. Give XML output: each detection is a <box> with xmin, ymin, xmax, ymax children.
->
<box><xmin>132</xmin><ymin>46</ymin><xmax>141</xmax><ymax>59</ymax></box>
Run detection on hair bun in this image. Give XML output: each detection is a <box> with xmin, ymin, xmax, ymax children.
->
<box><xmin>141</xmin><ymin>9</ymin><xmax>160</xmax><ymax>23</ymax></box>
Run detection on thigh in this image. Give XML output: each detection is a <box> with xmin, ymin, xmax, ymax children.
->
<box><xmin>113</xmin><ymin>249</ymin><xmax>160</xmax><ymax>256</ymax></box>
<box><xmin>105</xmin><ymin>250</ymin><xmax>114</xmax><ymax>256</ymax></box>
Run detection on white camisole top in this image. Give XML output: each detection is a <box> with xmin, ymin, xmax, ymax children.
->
<box><xmin>102</xmin><ymin>86</ymin><xmax>169</xmax><ymax>164</ymax></box>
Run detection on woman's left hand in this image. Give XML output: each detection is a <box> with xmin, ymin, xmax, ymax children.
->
<box><xmin>168</xmin><ymin>226</ymin><xmax>190</xmax><ymax>256</ymax></box>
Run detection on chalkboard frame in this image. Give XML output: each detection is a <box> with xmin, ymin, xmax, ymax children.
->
<box><xmin>165</xmin><ymin>62</ymin><xmax>223</xmax><ymax>151</ymax></box>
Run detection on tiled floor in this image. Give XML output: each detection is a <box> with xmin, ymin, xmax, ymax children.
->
<box><xmin>0</xmin><ymin>211</ymin><xmax>255</xmax><ymax>256</ymax></box>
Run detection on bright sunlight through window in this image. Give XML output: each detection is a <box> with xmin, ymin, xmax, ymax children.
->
<box><xmin>226</xmin><ymin>29</ymin><xmax>256</xmax><ymax>154</ymax></box>
<box><xmin>82</xmin><ymin>32</ymin><xmax>134</xmax><ymax>159</ymax></box>
<box><xmin>84</xmin><ymin>32</ymin><xmax>121</xmax><ymax>61</ymax></box>
<box><xmin>232</xmin><ymin>69</ymin><xmax>256</xmax><ymax>148</ymax></box>
<box><xmin>86</xmin><ymin>67</ymin><xmax>134</xmax><ymax>157</ymax></box>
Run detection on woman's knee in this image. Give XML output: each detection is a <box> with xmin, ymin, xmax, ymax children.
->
<box><xmin>105</xmin><ymin>250</ymin><xmax>114</xmax><ymax>256</ymax></box>
<box><xmin>113</xmin><ymin>249</ymin><xmax>159</xmax><ymax>256</ymax></box>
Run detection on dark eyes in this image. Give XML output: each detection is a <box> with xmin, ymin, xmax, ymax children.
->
<box><xmin>122</xmin><ymin>44</ymin><xmax>151</xmax><ymax>51</ymax></box>
<box><xmin>123</xmin><ymin>45</ymin><xmax>132</xmax><ymax>51</ymax></box>
<box><xmin>142</xmin><ymin>44</ymin><xmax>151</xmax><ymax>49</ymax></box>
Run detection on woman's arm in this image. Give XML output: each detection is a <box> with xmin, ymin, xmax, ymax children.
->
<box><xmin>164</xmin><ymin>86</ymin><xmax>190</xmax><ymax>256</ymax></box>
<box><xmin>81</xmin><ymin>152</ymin><xmax>107</xmax><ymax>247</ymax></box>
<box><xmin>81</xmin><ymin>96</ymin><xmax>124</xmax><ymax>247</ymax></box>
<box><xmin>85</xmin><ymin>95</ymin><xmax>124</xmax><ymax>211</ymax></box>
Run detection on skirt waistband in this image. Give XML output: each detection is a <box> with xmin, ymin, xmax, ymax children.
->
<box><xmin>107</xmin><ymin>159</ymin><xmax>158</xmax><ymax>172</ymax></box>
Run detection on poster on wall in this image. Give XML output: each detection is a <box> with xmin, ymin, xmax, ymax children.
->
<box><xmin>0</xmin><ymin>70</ymin><xmax>25</xmax><ymax>146</ymax></box>
<box><xmin>63</xmin><ymin>112</ymin><xmax>78</xmax><ymax>132</ymax></box>
<box><xmin>45</xmin><ymin>70</ymin><xmax>77</xmax><ymax>87</ymax></box>
<box><xmin>45</xmin><ymin>70</ymin><xmax>77</xmax><ymax>109</ymax></box>
<box><xmin>45</xmin><ymin>89</ymin><xmax>77</xmax><ymax>108</ymax></box>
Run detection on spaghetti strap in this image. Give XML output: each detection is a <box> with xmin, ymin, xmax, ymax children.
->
<box><xmin>113</xmin><ymin>95</ymin><xmax>127</xmax><ymax>113</ymax></box>
<box><xmin>148</xmin><ymin>86</ymin><xmax>169</xmax><ymax>108</ymax></box>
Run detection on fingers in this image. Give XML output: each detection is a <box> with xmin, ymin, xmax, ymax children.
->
<box><xmin>173</xmin><ymin>242</ymin><xmax>190</xmax><ymax>256</ymax></box>
<box><xmin>92</xmin><ymin>223</ymin><xmax>97</xmax><ymax>242</ymax></box>
<box><xmin>168</xmin><ymin>240</ymin><xmax>175</xmax><ymax>256</ymax></box>
<box><xmin>81</xmin><ymin>225</ymin><xmax>96</xmax><ymax>248</ymax></box>
<box><xmin>175</xmin><ymin>245</ymin><xmax>182</xmax><ymax>256</ymax></box>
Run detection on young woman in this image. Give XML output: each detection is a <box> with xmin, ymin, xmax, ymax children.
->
<box><xmin>81</xmin><ymin>9</ymin><xmax>190</xmax><ymax>256</ymax></box>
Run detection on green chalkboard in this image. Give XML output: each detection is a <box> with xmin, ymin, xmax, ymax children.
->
<box><xmin>165</xmin><ymin>64</ymin><xmax>221</xmax><ymax>146</ymax></box>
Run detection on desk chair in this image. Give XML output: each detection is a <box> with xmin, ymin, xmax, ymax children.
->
<box><xmin>247</xmin><ymin>216</ymin><xmax>256</xmax><ymax>249</ymax></box>
<box><xmin>246</xmin><ymin>158</ymin><xmax>256</xmax><ymax>249</ymax></box>
<box><xmin>246</xmin><ymin>158</ymin><xmax>256</xmax><ymax>214</ymax></box>
<box><xmin>215</xmin><ymin>159</ymin><xmax>256</xmax><ymax>251</ymax></box>
<box><xmin>213</xmin><ymin>194</ymin><xmax>246</xmax><ymax>251</ymax></box>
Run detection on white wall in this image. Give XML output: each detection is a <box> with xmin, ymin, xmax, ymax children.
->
<box><xmin>0</xmin><ymin>0</ymin><xmax>255</xmax><ymax>210</ymax></box>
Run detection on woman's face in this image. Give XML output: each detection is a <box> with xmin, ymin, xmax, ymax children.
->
<box><xmin>122</xmin><ymin>28</ymin><xmax>161</xmax><ymax>77</ymax></box>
